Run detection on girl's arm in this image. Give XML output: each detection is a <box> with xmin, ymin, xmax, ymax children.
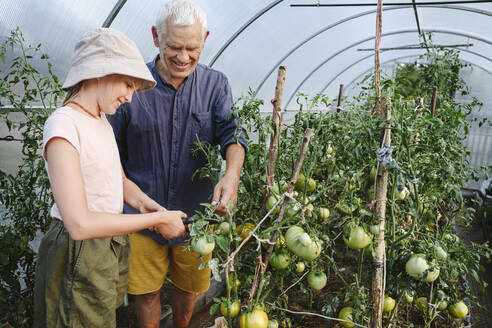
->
<box><xmin>46</xmin><ymin>137</ymin><xmax>186</xmax><ymax>240</ymax></box>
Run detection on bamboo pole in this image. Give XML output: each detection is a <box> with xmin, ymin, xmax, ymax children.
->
<box><xmin>337</xmin><ymin>83</ymin><xmax>344</xmax><ymax>112</ymax></box>
<box><xmin>431</xmin><ymin>86</ymin><xmax>437</xmax><ymax>116</ymax></box>
<box><xmin>370</xmin><ymin>1</ymin><xmax>386</xmax><ymax>327</ymax></box>
<box><xmin>371</xmin><ymin>97</ymin><xmax>391</xmax><ymax>328</ymax></box>
<box><xmin>266</xmin><ymin>66</ymin><xmax>287</xmax><ymax>197</ymax></box>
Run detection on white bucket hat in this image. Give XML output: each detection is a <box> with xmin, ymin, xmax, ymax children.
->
<box><xmin>63</xmin><ymin>27</ymin><xmax>156</xmax><ymax>92</ymax></box>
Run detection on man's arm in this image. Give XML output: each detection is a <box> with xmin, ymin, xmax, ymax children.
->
<box><xmin>212</xmin><ymin>143</ymin><xmax>245</xmax><ymax>216</ymax></box>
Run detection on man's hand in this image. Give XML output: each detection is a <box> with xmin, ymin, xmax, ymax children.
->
<box><xmin>156</xmin><ymin>210</ymin><xmax>187</xmax><ymax>239</ymax></box>
<box><xmin>212</xmin><ymin>173</ymin><xmax>239</xmax><ymax>216</ymax></box>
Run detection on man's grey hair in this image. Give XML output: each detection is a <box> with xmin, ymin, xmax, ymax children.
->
<box><xmin>155</xmin><ymin>0</ymin><xmax>208</xmax><ymax>41</ymax></box>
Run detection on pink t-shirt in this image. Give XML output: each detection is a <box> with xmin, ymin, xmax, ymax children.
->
<box><xmin>43</xmin><ymin>106</ymin><xmax>123</xmax><ymax>220</ymax></box>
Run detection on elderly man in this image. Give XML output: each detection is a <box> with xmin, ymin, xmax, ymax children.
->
<box><xmin>108</xmin><ymin>0</ymin><xmax>246</xmax><ymax>327</ymax></box>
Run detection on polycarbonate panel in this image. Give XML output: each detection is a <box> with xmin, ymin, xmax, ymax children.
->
<box><xmin>0</xmin><ymin>0</ymin><xmax>118</xmax><ymax>79</ymax></box>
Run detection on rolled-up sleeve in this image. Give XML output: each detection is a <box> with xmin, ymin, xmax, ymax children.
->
<box><xmin>213</xmin><ymin>76</ymin><xmax>248</xmax><ymax>159</ymax></box>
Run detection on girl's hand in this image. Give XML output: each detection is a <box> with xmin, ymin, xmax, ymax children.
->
<box><xmin>156</xmin><ymin>210</ymin><xmax>187</xmax><ymax>239</ymax></box>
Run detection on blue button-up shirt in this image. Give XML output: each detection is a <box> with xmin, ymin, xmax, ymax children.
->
<box><xmin>108</xmin><ymin>58</ymin><xmax>247</xmax><ymax>245</ymax></box>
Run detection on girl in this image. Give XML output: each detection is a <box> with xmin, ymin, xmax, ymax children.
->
<box><xmin>33</xmin><ymin>28</ymin><xmax>186</xmax><ymax>327</ymax></box>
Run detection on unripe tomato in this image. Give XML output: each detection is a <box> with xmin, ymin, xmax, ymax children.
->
<box><xmin>416</xmin><ymin>297</ymin><xmax>428</xmax><ymax>313</ymax></box>
<box><xmin>220</xmin><ymin>300</ymin><xmax>241</xmax><ymax>318</ymax></box>
<box><xmin>393</xmin><ymin>186</ymin><xmax>409</xmax><ymax>200</ymax></box>
<box><xmin>296</xmin><ymin>261</ymin><xmax>305</xmax><ymax>273</ymax></box>
<box><xmin>267</xmin><ymin>319</ymin><xmax>279</xmax><ymax>328</ymax></box>
<box><xmin>369</xmin><ymin>166</ymin><xmax>377</xmax><ymax>181</ymax></box>
<box><xmin>307</xmin><ymin>178</ymin><xmax>316</xmax><ymax>193</ymax></box>
<box><xmin>437</xmin><ymin>300</ymin><xmax>448</xmax><ymax>311</ymax></box>
<box><xmin>266</xmin><ymin>195</ymin><xmax>280</xmax><ymax>214</ymax></box>
<box><xmin>191</xmin><ymin>235</ymin><xmax>215</xmax><ymax>256</ymax></box>
<box><xmin>227</xmin><ymin>273</ymin><xmax>241</xmax><ymax>290</ymax></box>
<box><xmin>433</xmin><ymin>244</ymin><xmax>448</xmax><ymax>260</ymax></box>
<box><xmin>318</xmin><ymin>207</ymin><xmax>330</xmax><ymax>220</ymax></box>
<box><xmin>285</xmin><ymin>226</ymin><xmax>322</xmax><ymax>261</ymax></box>
<box><xmin>270</xmin><ymin>251</ymin><xmax>290</xmax><ymax>270</ymax></box>
<box><xmin>326</xmin><ymin>144</ymin><xmax>334</xmax><ymax>155</ymax></box>
<box><xmin>338</xmin><ymin>307</ymin><xmax>355</xmax><ymax>328</ymax></box>
<box><xmin>448</xmin><ymin>301</ymin><xmax>468</xmax><ymax>319</ymax></box>
<box><xmin>383</xmin><ymin>295</ymin><xmax>396</xmax><ymax>313</ymax></box>
<box><xmin>307</xmin><ymin>270</ymin><xmax>327</xmax><ymax>290</ymax></box>
<box><xmin>344</xmin><ymin>225</ymin><xmax>372</xmax><ymax>250</ymax></box>
<box><xmin>295</xmin><ymin>174</ymin><xmax>306</xmax><ymax>192</ymax></box>
<box><xmin>405</xmin><ymin>254</ymin><xmax>439</xmax><ymax>282</ymax></box>
<box><xmin>218</xmin><ymin>222</ymin><xmax>231</xmax><ymax>235</ymax></box>
<box><xmin>404</xmin><ymin>289</ymin><xmax>414</xmax><ymax>303</ymax></box>
<box><xmin>240</xmin><ymin>309</ymin><xmax>269</xmax><ymax>328</ymax></box>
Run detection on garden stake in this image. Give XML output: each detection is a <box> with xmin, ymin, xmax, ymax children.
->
<box><xmin>337</xmin><ymin>83</ymin><xmax>344</xmax><ymax>112</ymax></box>
<box><xmin>371</xmin><ymin>97</ymin><xmax>391</xmax><ymax>328</ymax></box>
<box><xmin>266</xmin><ymin>66</ymin><xmax>286</xmax><ymax>198</ymax></box>
<box><xmin>247</xmin><ymin>129</ymin><xmax>313</xmax><ymax>304</ymax></box>
<box><xmin>431</xmin><ymin>86</ymin><xmax>438</xmax><ymax>116</ymax></box>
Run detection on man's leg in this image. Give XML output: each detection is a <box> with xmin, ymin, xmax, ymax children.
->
<box><xmin>127</xmin><ymin>233</ymin><xmax>170</xmax><ymax>328</ymax></box>
<box><xmin>135</xmin><ymin>290</ymin><xmax>161</xmax><ymax>328</ymax></box>
<box><xmin>172</xmin><ymin>286</ymin><xmax>196</xmax><ymax>328</ymax></box>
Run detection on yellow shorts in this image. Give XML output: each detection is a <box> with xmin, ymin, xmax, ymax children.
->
<box><xmin>128</xmin><ymin>232</ymin><xmax>212</xmax><ymax>295</ymax></box>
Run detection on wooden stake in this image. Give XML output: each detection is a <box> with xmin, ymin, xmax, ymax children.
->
<box><xmin>337</xmin><ymin>84</ymin><xmax>344</xmax><ymax>112</ymax></box>
<box><xmin>431</xmin><ymin>86</ymin><xmax>437</xmax><ymax>116</ymax></box>
<box><xmin>266</xmin><ymin>66</ymin><xmax>287</xmax><ymax>197</ymax></box>
<box><xmin>247</xmin><ymin>129</ymin><xmax>313</xmax><ymax>303</ymax></box>
<box><xmin>371</xmin><ymin>97</ymin><xmax>391</xmax><ymax>328</ymax></box>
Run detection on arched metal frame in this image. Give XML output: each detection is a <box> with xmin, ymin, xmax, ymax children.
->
<box><xmin>246</xmin><ymin>5</ymin><xmax>492</xmax><ymax>99</ymax></box>
<box><xmin>99</xmin><ymin>1</ymin><xmax>492</xmax><ymax>107</ymax></box>
<box><xmin>208</xmin><ymin>0</ymin><xmax>284</xmax><ymax>67</ymax></box>
<box><xmin>344</xmin><ymin>56</ymin><xmax>492</xmax><ymax>94</ymax></box>
<box><xmin>284</xmin><ymin>28</ymin><xmax>492</xmax><ymax>109</ymax></box>
<box><xmin>319</xmin><ymin>46</ymin><xmax>492</xmax><ymax>95</ymax></box>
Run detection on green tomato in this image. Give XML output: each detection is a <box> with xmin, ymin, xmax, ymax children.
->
<box><xmin>285</xmin><ymin>226</ymin><xmax>322</xmax><ymax>261</ymax></box>
<box><xmin>405</xmin><ymin>254</ymin><xmax>440</xmax><ymax>282</ymax></box>
<box><xmin>448</xmin><ymin>301</ymin><xmax>468</xmax><ymax>319</ymax></box>
<box><xmin>335</xmin><ymin>203</ymin><xmax>353</xmax><ymax>216</ymax></box>
<box><xmin>191</xmin><ymin>235</ymin><xmax>215</xmax><ymax>256</ymax></box>
<box><xmin>344</xmin><ymin>225</ymin><xmax>372</xmax><ymax>250</ymax></box>
<box><xmin>307</xmin><ymin>270</ymin><xmax>327</xmax><ymax>290</ymax></box>
<box><xmin>338</xmin><ymin>307</ymin><xmax>355</xmax><ymax>328</ymax></box>
<box><xmin>270</xmin><ymin>251</ymin><xmax>290</xmax><ymax>270</ymax></box>
<box><xmin>394</xmin><ymin>186</ymin><xmax>409</xmax><ymax>201</ymax></box>
<box><xmin>404</xmin><ymin>289</ymin><xmax>414</xmax><ymax>303</ymax></box>
<box><xmin>240</xmin><ymin>309</ymin><xmax>269</xmax><ymax>328</ymax></box>
<box><xmin>218</xmin><ymin>222</ymin><xmax>231</xmax><ymax>235</ymax></box>
<box><xmin>266</xmin><ymin>194</ymin><xmax>280</xmax><ymax>214</ymax></box>
<box><xmin>295</xmin><ymin>174</ymin><xmax>306</xmax><ymax>192</ymax></box>
<box><xmin>437</xmin><ymin>300</ymin><xmax>448</xmax><ymax>311</ymax></box>
<box><xmin>416</xmin><ymin>297</ymin><xmax>428</xmax><ymax>313</ymax></box>
<box><xmin>434</xmin><ymin>243</ymin><xmax>448</xmax><ymax>260</ymax></box>
<box><xmin>369</xmin><ymin>166</ymin><xmax>377</xmax><ymax>181</ymax></box>
<box><xmin>296</xmin><ymin>261</ymin><xmax>305</xmax><ymax>273</ymax></box>
<box><xmin>267</xmin><ymin>319</ymin><xmax>279</xmax><ymax>328</ymax></box>
<box><xmin>307</xmin><ymin>178</ymin><xmax>316</xmax><ymax>193</ymax></box>
<box><xmin>220</xmin><ymin>300</ymin><xmax>241</xmax><ymax>319</ymax></box>
<box><xmin>383</xmin><ymin>295</ymin><xmax>396</xmax><ymax>313</ymax></box>
<box><xmin>318</xmin><ymin>207</ymin><xmax>330</xmax><ymax>220</ymax></box>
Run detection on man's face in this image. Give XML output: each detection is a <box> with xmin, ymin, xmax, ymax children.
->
<box><xmin>153</xmin><ymin>20</ymin><xmax>208</xmax><ymax>87</ymax></box>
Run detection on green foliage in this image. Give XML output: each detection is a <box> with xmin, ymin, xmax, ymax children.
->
<box><xmin>191</xmin><ymin>39</ymin><xmax>491</xmax><ymax>327</ymax></box>
<box><xmin>0</xmin><ymin>28</ymin><xmax>63</xmax><ymax>326</ymax></box>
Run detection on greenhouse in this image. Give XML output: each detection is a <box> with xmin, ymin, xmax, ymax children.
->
<box><xmin>1</xmin><ymin>0</ymin><xmax>492</xmax><ymax>327</ymax></box>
